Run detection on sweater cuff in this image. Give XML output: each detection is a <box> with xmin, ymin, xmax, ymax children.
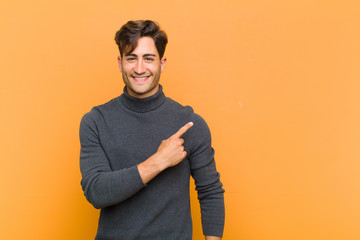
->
<box><xmin>135</xmin><ymin>165</ymin><xmax>148</xmax><ymax>186</ymax></box>
<box><xmin>124</xmin><ymin>165</ymin><xmax>146</xmax><ymax>192</ymax></box>
<box><xmin>202</xmin><ymin>221</ymin><xmax>224</xmax><ymax>238</ymax></box>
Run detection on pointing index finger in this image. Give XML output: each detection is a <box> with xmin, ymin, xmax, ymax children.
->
<box><xmin>173</xmin><ymin>122</ymin><xmax>193</xmax><ymax>138</ymax></box>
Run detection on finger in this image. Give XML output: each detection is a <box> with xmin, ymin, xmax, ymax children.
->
<box><xmin>181</xmin><ymin>150</ymin><xmax>187</xmax><ymax>158</ymax></box>
<box><xmin>173</xmin><ymin>122</ymin><xmax>193</xmax><ymax>138</ymax></box>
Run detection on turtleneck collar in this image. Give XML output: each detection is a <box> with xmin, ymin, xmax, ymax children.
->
<box><xmin>118</xmin><ymin>85</ymin><xmax>166</xmax><ymax>113</ymax></box>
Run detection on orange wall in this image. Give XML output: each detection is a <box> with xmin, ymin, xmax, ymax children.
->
<box><xmin>1</xmin><ymin>1</ymin><xmax>360</xmax><ymax>239</ymax></box>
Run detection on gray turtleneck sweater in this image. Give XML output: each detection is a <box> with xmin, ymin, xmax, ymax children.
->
<box><xmin>79</xmin><ymin>86</ymin><xmax>225</xmax><ymax>240</ymax></box>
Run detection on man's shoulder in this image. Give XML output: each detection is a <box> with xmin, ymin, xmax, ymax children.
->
<box><xmin>81</xmin><ymin>96</ymin><xmax>120</xmax><ymax>123</ymax></box>
<box><xmin>164</xmin><ymin>96</ymin><xmax>208</xmax><ymax>129</ymax></box>
<box><xmin>94</xmin><ymin>96</ymin><xmax>121</xmax><ymax>112</ymax></box>
<box><xmin>164</xmin><ymin>97</ymin><xmax>205</xmax><ymax>123</ymax></box>
<box><xmin>165</xmin><ymin>96</ymin><xmax>193</xmax><ymax>112</ymax></box>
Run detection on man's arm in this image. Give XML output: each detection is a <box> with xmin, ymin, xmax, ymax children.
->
<box><xmin>189</xmin><ymin>115</ymin><xmax>225</xmax><ymax>238</ymax></box>
<box><xmin>80</xmin><ymin>111</ymin><xmax>193</xmax><ymax>208</ymax></box>
<box><xmin>80</xmin><ymin>112</ymin><xmax>144</xmax><ymax>209</ymax></box>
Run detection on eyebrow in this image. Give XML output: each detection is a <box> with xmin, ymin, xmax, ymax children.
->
<box><xmin>125</xmin><ymin>53</ymin><xmax>157</xmax><ymax>57</ymax></box>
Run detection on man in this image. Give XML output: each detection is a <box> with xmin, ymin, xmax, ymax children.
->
<box><xmin>79</xmin><ymin>20</ymin><xmax>225</xmax><ymax>240</ymax></box>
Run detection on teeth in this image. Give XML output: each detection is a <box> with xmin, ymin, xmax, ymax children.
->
<box><xmin>134</xmin><ymin>76</ymin><xmax>148</xmax><ymax>80</ymax></box>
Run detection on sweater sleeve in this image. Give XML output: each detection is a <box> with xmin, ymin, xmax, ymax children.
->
<box><xmin>189</xmin><ymin>115</ymin><xmax>225</xmax><ymax>237</ymax></box>
<box><xmin>79</xmin><ymin>111</ymin><xmax>146</xmax><ymax>209</ymax></box>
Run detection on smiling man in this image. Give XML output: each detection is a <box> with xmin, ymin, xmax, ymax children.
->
<box><xmin>118</xmin><ymin>36</ymin><xmax>166</xmax><ymax>98</ymax></box>
<box><xmin>79</xmin><ymin>20</ymin><xmax>225</xmax><ymax>240</ymax></box>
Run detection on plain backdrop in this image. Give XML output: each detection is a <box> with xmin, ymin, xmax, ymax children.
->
<box><xmin>1</xmin><ymin>0</ymin><xmax>360</xmax><ymax>239</ymax></box>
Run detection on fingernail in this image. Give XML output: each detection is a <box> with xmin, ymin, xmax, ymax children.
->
<box><xmin>189</xmin><ymin>122</ymin><xmax>193</xmax><ymax>126</ymax></box>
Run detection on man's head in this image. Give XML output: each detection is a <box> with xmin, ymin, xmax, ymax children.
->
<box><xmin>115</xmin><ymin>20</ymin><xmax>168</xmax><ymax>98</ymax></box>
<box><xmin>115</xmin><ymin>20</ymin><xmax>168</xmax><ymax>59</ymax></box>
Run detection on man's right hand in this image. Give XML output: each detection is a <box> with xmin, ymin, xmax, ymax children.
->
<box><xmin>154</xmin><ymin>122</ymin><xmax>193</xmax><ymax>168</ymax></box>
<box><xmin>137</xmin><ymin>122</ymin><xmax>193</xmax><ymax>184</ymax></box>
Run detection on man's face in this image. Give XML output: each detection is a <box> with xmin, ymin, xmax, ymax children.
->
<box><xmin>118</xmin><ymin>37</ymin><xmax>166</xmax><ymax>98</ymax></box>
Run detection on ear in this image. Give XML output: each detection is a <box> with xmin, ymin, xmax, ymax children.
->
<box><xmin>117</xmin><ymin>56</ymin><xmax>122</xmax><ymax>72</ymax></box>
<box><xmin>160</xmin><ymin>57</ymin><xmax>167</xmax><ymax>72</ymax></box>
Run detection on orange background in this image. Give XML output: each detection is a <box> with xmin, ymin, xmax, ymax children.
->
<box><xmin>1</xmin><ymin>0</ymin><xmax>360</xmax><ymax>239</ymax></box>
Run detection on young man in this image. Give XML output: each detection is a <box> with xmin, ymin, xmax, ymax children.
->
<box><xmin>80</xmin><ymin>20</ymin><xmax>225</xmax><ymax>240</ymax></box>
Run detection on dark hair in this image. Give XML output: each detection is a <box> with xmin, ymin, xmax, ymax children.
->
<box><xmin>114</xmin><ymin>20</ymin><xmax>168</xmax><ymax>59</ymax></box>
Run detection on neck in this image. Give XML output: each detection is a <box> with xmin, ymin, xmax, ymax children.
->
<box><xmin>126</xmin><ymin>85</ymin><xmax>160</xmax><ymax>99</ymax></box>
<box><xmin>119</xmin><ymin>85</ymin><xmax>165</xmax><ymax>113</ymax></box>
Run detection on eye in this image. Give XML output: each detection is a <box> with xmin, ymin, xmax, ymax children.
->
<box><xmin>145</xmin><ymin>57</ymin><xmax>154</xmax><ymax>62</ymax></box>
<box><xmin>126</xmin><ymin>57</ymin><xmax>136</xmax><ymax>62</ymax></box>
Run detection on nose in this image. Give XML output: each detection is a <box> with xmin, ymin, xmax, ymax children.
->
<box><xmin>134</xmin><ymin>59</ymin><xmax>145</xmax><ymax>75</ymax></box>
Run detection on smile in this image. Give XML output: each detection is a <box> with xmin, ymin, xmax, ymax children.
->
<box><xmin>132</xmin><ymin>76</ymin><xmax>150</xmax><ymax>83</ymax></box>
